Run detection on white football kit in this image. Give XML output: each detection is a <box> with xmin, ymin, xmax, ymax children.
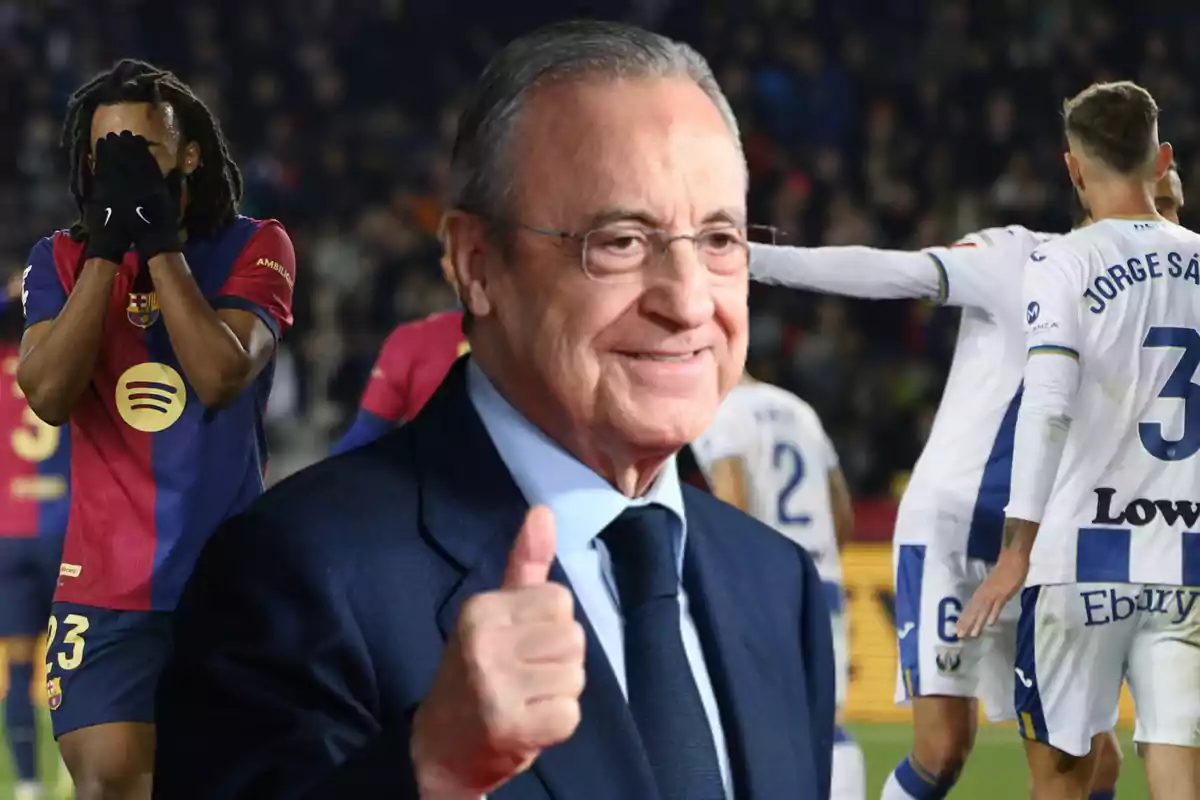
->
<box><xmin>696</xmin><ymin>383</ymin><xmax>864</xmax><ymax>800</ymax></box>
<box><xmin>1006</xmin><ymin>218</ymin><xmax>1200</xmax><ymax>756</ymax></box>
<box><xmin>694</xmin><ymin>382</ymin><xmax>846</xmax><ymax>692</ymax></box>
<box><xmin>753</xmin><ymin>227</ymin><xmax>1054</xmax><ymax>718</ymax></box>
<box><xmin>692</xmin><ymin>381</ymin><xmax>864</xmax><ymax>800</ymax></box>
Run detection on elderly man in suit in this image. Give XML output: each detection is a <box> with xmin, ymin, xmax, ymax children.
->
<box><xmin>153</xmin><ymin>19</ymin><xmax>835</xmax><ymax>800</ymax></box>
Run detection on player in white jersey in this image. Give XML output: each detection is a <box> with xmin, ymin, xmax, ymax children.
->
<box><xmin>958</xmin><ymin>81</ymin><xmax>1200</xmax><ymax>800</ymax></box>
<box><xmin>692</xmin><ymin>375</ymin><xmax>864</xmax><ymax>799</ymax></box>
<box><xmin>748</xmin><ymin>169</ymin><xmax>1184</xmax><ymax>799</ymax></box>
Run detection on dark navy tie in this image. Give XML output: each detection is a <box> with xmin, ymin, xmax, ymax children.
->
<box><xmin>599</xmin><ymin>506</ymin><xmax>725</xmax><ymax>800</ymax></box>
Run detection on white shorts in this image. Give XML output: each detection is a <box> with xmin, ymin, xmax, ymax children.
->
<box><xmin>892</xmin><ymin>543</ymin><xmax>1020</xmax><ymax>721</ymax></box>
<box><xmin>1015</xmin><ymin>582</ymin><xmax>1200</xmax><ymax>757</ymax></box>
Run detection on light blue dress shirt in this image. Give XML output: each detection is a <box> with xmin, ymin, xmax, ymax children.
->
<box><xmin>467</xmin><ymin>362</ymin><xmax>733</xmax><ymax>797</ymax></box>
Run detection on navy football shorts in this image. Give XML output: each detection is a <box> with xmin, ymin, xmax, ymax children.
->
<box><xmin>0</xmin><ymin>535</ymin><xmax>65</xmax><ymax>638</ymax></box>
<box><xmin>45</xmin><ymin>601</ymin><xmax>173</xmax><ymax>738</ymax></box>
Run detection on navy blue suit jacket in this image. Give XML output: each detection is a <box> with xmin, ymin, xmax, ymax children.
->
<box><xmin>153</xmin><ymin>361</ymin><xmax>835</xmax><ymax>799</ymax></box>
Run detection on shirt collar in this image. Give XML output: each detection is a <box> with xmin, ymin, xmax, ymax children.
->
<box><xmin>466</xmin><ymin>360</ymin><xmax>687</xmax><ymax>558</ymax></box>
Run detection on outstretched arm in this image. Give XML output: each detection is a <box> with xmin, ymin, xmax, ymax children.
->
<box><xmin>750</xmin><ymin>243</ymin><xmax>945</xmax><ymax>301</ymax></box>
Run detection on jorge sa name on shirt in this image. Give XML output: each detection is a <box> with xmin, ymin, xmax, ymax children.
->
<box><xmin>1084</xmin><ymin>250</ymin><xmax>1200</xmax><ymax>314</ymax></box>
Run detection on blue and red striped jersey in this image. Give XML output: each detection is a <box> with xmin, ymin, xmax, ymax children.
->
<box><xmin>1</xmin><ymin>338</ymin><xmax>70</xmax><ymax>538</ymax></box>
<box><xmin>359</xmin><ymin>309</ymin><xmax>467</xmax><ymax>424</ymax></box>
<box><xmin>21</xmin><ymin>216</ymin><xmax>296</xmax><ymax>611</ymax></box>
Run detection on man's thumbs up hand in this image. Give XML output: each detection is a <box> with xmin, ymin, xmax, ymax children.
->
<box><xmin>411</xmin><ymin>506</ymin><xmax>586</xmax><ymax>797</ymax></box>
<box><xmin>502</xmin><ymin>505</ymin><xmax>557</xmax><ymax>589</ymax></box>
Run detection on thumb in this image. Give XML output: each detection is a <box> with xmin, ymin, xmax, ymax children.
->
<box><xmin>502</xmin><ymin>505</ymin><xmax>556</xmax><ymax>589</ymax></box>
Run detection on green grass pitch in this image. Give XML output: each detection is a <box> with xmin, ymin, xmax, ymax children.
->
<box><xmin>850</xmin><ymin>722</ymin><xmax>1149</xmax><ymax>798</ymax></box>
<box><xmin>0</xmin><ymin>713</ymin><xmax>1153</xmax><ymax>798</ymax></box>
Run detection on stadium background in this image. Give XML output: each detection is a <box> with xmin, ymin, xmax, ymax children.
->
<box><xmin>3</xmin><ymin>0</ymin><xmax>1196</xmax><ymax>796</ymax></box>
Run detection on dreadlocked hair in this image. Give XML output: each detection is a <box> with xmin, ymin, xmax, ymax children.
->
<box><xmin>62</xmin><ymin>58</ymin><xmax>243</xmax><ymax>243</ymax></box>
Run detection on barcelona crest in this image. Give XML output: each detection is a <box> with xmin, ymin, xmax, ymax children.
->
<box><xmin>46</xmin><ymin>677</ymin><xmax>62</xmax><ymax>710</ymax></box>
<box><xmin>127</xmin><ymin>291</ymin><xmax>160</xmax><ymax>329</ymax></box>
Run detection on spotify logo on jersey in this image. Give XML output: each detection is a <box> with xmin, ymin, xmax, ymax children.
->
<box><xmin>115</xmin><ymin>363</ymin><xmax>187</xmax><ymax>432</ymax></box>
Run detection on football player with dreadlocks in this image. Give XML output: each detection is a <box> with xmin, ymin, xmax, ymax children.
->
<box><xmin>17</xmin><ymin>59</ymin><xmax>296</xmax><ymax>800</ymax></box>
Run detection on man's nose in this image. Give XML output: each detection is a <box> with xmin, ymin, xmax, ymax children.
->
<box><xmin>640</xmin><ymin>240</ymin><xmax>716</xmax><ymax>329</ymax></box>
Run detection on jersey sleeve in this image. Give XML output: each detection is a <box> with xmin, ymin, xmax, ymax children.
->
<box><xmin>1022</xmin><ymin>244</ymin><xmax>1083</xmax><ymax>360</ymax></box>
<box><xmin>21</xmin><ymin>237</ymin><xmax>67</xmax><ymax>328</ymax></box>
<box><xmin>1005</xmin><ymin>244</ymin><xmax>1085</xmax><ymax>522</ymax></box>
<box><xmin>1006</xmin><ymin>353</ymin><xmax>1079</xmax><ymax>523</ymax></box>
<box><xmin>358</xmin><ymin>332</ymin><xmax>413</xmax><ymax>424</ymax></box>
<box><xmin>213</xmin><ymin>221</ymin><xmax>296</xmax><ymax>339</ymax></box>
<box><xmin>751</xmin><ymin>243</ymin><xmax>943</xmax><ymax>300</ymax></box>
<box><xmin>922</xmin><ymin>229</ymin><xmax>1024</xmax><ymax>314</ymax></box>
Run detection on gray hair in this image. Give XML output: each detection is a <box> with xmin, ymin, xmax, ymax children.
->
<box><xmin>446</xmin><ymin>19</ymin><xmax>742</xmax><ymax>220</ymax></box>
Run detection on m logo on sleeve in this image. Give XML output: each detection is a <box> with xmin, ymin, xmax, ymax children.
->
<box><xmin>1026</xmin><ymin>301</ymin><xmax>1040</xmax><ymax>325</ymax></box>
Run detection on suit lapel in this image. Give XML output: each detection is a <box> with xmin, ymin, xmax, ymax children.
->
<box><xmin>418</xmin><ymin>361</ymin><xmax>658</xmax><ymax>800</ymax></box>
<box><xmin>415</xmin><ymin>359</ymin><xmax>529</xmax><ymax>577</ymax></box>
<box><xmin>682</xmin><ymin>498</ymin><xmax>806</xmax><ymax>799</ymax></box>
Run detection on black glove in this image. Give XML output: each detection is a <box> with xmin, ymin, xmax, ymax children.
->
<box><xmin>82</xmin><ymin>137</ymin><xmax>133</xmax><ymax>264</ymax></box>
<box><xmin>90</xmin><ymin>131</ymin><xmax>184</xmax><ymax>261</ymax></box>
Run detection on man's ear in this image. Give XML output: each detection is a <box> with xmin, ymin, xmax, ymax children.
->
<box><xmin>1154</xmin><ymin>141</ymin><xmax>1174</xmax><ymax>181</ymax></box>
<box><xmin>441</xmin><ymin>211</ymin><xmax>494</xmax><ymax>319</ymax></box>
<box><xmin>1064</xmin><ymin>151</ymin><xmax>1085</xmax><ymax>193</ymax></box>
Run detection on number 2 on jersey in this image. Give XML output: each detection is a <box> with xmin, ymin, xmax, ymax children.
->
<box><xmin>772</xmin><ymin>441</ymin><xmax>812</xmax><ymax>525</ymax></box>
<box><xmin>1140</xmin><ymin>326</ymin><xmax>1200</xmax><ymax>461</ymax></box>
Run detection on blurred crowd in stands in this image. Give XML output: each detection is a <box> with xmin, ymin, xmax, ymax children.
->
<box><xmin>4</xmin><ymin>0</ymin><xmax>1199</xmax><ymax>502</ymax></box>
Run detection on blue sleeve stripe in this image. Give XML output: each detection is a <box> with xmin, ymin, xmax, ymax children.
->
<box><xmin>212</xmin><ymin>295</ymin><xmax>280</xmax><ymax>340</ymax></box>
<box><xmin>330</xmin><ymin>410</ymin><xmax>397</xmax><ymax>455</ymax></box>
<box><xmin>926</xmin><ymin>252</ymin><xmax>949</xmax><ymax>304</ymax></box>
<box><xmin>1028</xmin><ymin>344</ymin><xmax>1079</xmax><ymax>360</ymax></box>
<box><xmin>22</xmin><ymin>236</ymin><xmax>68</xmax><ymax>328</ymax></box>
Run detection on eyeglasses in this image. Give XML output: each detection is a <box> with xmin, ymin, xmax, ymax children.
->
<box><xmin>516</xmin><ymin>221</ymin><xmax>781</xmax><ymax>283</ymax></box>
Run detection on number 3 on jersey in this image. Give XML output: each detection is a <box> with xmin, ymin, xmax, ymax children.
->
<box><xmin>1140</xmin><ymin>326</ymin><xmax>1200</xmax><ymax>461</ymax></box>
<box><xmin>772</xmin><ymin>441</ymin><xmax>812</xmax><ymax>526</ymax></box>
<box><xmin>5</xmin><ymin>356</ymin><xmax>61</xmax><ymax>463</ymax></box>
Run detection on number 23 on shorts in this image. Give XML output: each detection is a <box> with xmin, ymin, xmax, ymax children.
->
<box><xmin>46</xmin><ymin>613</ymin><xmax>89</xmax><ymax>671</ymax></box>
